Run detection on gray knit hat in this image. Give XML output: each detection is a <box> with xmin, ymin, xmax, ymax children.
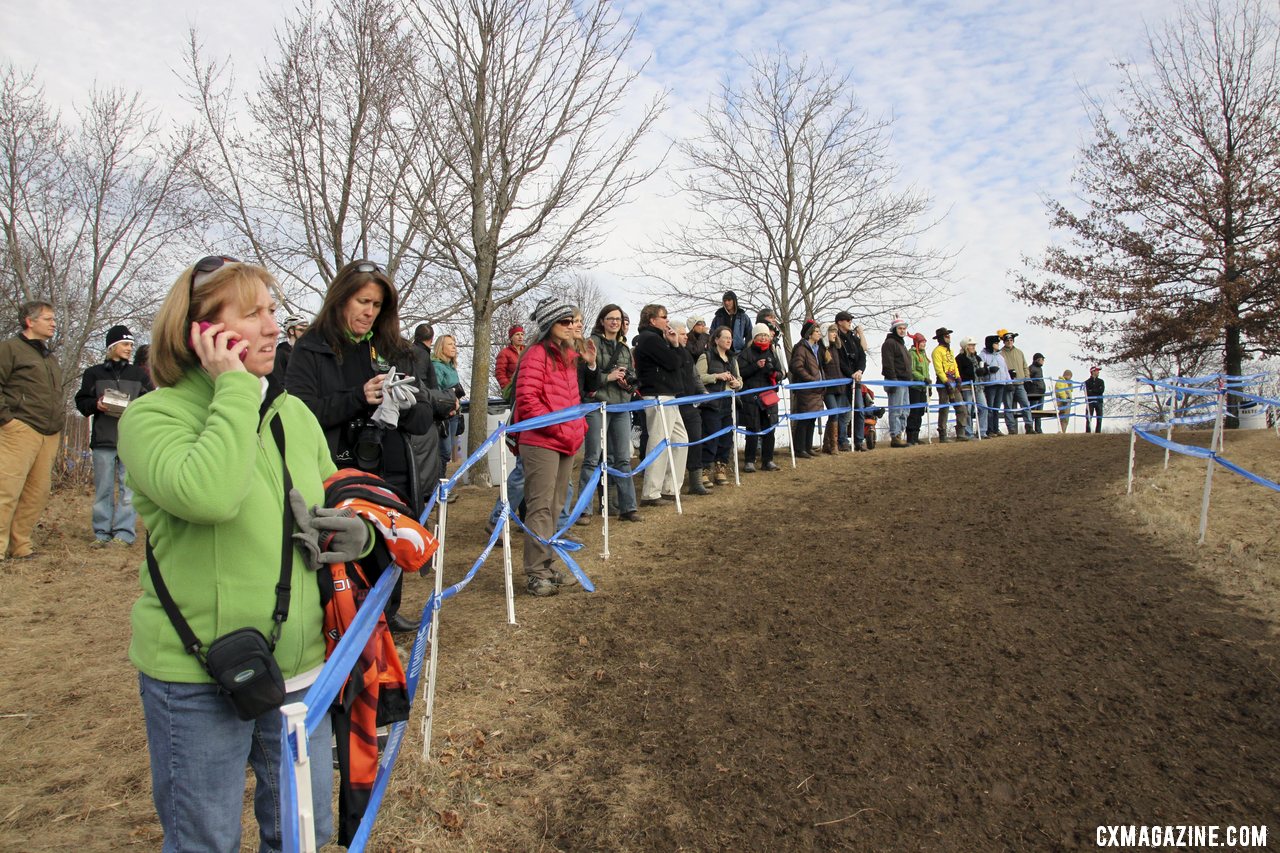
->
<box><xmin>530</xmin><ymin>296</ymin><xmax>576</xmax><ymax>341</ymax></box>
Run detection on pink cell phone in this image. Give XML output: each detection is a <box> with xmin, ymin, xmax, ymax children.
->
<box><xmin>192</xmin><ymin>322</ymin><xmax>247</xmax><ymax>362</ymax></box>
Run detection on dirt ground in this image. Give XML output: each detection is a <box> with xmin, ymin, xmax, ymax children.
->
<box><xmin>2</xmin><ymin>429</ymin><xmax>1279</xmax><ymax>851</ymax></box>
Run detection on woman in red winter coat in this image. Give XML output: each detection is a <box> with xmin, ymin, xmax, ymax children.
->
<box><xmin>514</xmin><ymin>296</ymin><xmax>593</xmax><ymax>597</ymax></box>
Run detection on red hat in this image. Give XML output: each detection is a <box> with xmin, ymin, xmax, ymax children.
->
<box><xmin>910</xmin><ymin>332</ymin><xmax>927</xmax><ymax>344</ymax></box>
<box><xmin>508</xmin><ymin>324</ymin><xmax>524</xmax><ymax>338</ymax></box>
<box><xmin>1090</xmin><ymin>365</ymin><xmax>1101</xmax><ymax>373</ymax></box>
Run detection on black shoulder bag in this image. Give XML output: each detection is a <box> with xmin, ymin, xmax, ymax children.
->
<box><xmin>146</xmin><ymin>417</ymin><xmax>297</xmax><ymax>720</ymax></box>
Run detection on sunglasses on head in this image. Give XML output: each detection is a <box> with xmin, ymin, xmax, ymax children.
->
<box><xmin>189</xmin><ymin>255</ymin><xmax>241</xmax><ymax>296</ymax></box>
<box><xmin>352</xmin><ymin>260</ymin><xmax>383</xmax><ymax>274</ymax></box>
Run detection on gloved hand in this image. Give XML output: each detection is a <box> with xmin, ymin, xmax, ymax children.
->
<box><xmin>370</xmin><ymin>367</ymin><xmax>419</xmax><ymax>429</ymax></box>
<box><xmin>288</xmin><ymin>489</ymin><xmax>371</xmax><ymax>571</ymax></box>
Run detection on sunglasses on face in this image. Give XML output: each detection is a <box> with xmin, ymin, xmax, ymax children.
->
<box><xmin>555</xmin><ymin>318</ymin><xmax>574</xmax><ymax>326</ymax></box>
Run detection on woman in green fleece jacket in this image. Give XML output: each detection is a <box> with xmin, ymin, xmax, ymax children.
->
<box><xmin>118</xmin><ymin>259</ymin><xmax>338</xmax><ymax>852</ymax></box>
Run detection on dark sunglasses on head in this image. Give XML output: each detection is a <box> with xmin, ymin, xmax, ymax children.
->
<box><xmin>189</xmin><ymin>255</ymin><xmax>241</xmax><ymax>295</ymax></box>
<box><xmin>352</xmin><ymin>260</ymin><xmax>383</xmax><ymax>274</ymax></box>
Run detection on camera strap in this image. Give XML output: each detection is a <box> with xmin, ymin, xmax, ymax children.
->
<box><xmin>146</xmin><ymin>415</ymin><xmax>297</xmax><ymax>662</ymax></box>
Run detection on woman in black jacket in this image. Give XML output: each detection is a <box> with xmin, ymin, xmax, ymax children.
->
<box><xmin>284</xmin><ymin>259</ymin><xmax>439</xmax><ymax>632</ymax></box>
<box><xmin>737</xmin><ymin>324</ymin><xmax>782</xmax><ymax>472</ymax></box>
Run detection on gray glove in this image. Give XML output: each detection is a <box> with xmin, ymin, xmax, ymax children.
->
<box><xmin>288</xmin><ymin>488</ymin><xmax>371</xmax><ymax>571</ymax></box>
<box><xmin>370</xmin><ymin>367</ymin><xmax>418</xmax><ymax>429</ymax></box>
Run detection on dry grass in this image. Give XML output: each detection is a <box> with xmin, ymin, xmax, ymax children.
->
<box><xmin>1121</xmin><ymin>428</ymin><xmax>1280</xmax><ymax>632</ymax></box>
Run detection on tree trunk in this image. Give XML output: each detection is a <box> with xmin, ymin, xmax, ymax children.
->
<box><xmin>1224</xmin><ymin>323</ymin><xmax>1243</xmax><ymax>429</ymax></box>
<box><xmin>466</xmin><ymin>305</ymin><xmax>495</xmax><ymax>487</ymax></box>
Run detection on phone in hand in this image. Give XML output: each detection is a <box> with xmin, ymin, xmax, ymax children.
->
<box><xmin>191</xmin><ymin>321</ymin><xmax>247</xmax><ymax>362</ymax></box>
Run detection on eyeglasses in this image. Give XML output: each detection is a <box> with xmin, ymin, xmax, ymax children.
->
<box><xmin>604</xmin><ymin>315</ymin><xmax>622</xmax><ymax>323</ymax></box>
<box><xmin>352</xmin><ymin>260</ymin><xmax>383</xmax><ymax>274</ymax></box>
<box><xmin>189</xmin><ymin>255</ymin><xmax>240</xmax><ymax>296</ymax></box>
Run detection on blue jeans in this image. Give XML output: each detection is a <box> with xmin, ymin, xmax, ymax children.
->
<box><xmin>1005</xmin><ymin>382</ymin><xmax>1033</xmax><ymax>432</ymax></box>
<box><xmin>490</xmin><ymin>457</ymin><xmax>525</xmax><ymax>527</ymax></box>
<box><xmin>604</xmin><ymin>409</ymin><xmax>638</xmax><ymax>514</ymax></box>
<box><xmin>886</xmin><ymin>386</ymin><xmax>909</xmax><ymax>436</ymax></box>
<box><xmin>139</xmin><ymin>673</ymin><xmax>334</xmax><ymax>853</ymax></box>
<box><xmin>961</xmin><ymin>386</ymin><xmax>983</xmax><ymax>437</ymax></box>
<box><xmin>92</xmin><ymin>446</ymin><xmax>136</xmax><ymax>542</ymax></box>
<box><xmin>985</xmin><ymin>384</ymin><xmax>1008</xmax><ymax>435</ymax></box>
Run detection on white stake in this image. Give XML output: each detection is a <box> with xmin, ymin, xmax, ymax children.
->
<box><xmin>784</xmin><ymin>383</ymin><xmax>797</xmax><ymax>468</ymax></box>
<box><xmin>656</xmin><ymin>399</ymin><xmax>682</xmax><ymax>515</ymax></box>
<box><xmin>1126</xmin><ymin>428</ymin><xmax>1137</xmax><ymax>495</ymax></box>
<box><xmin>422</xmin><ymin>479</ymin><xmax>447</xmax><ymax>759</ymax></box>
<box><xmin>281</xmin><ymin>702</ymin><xmax>316</xmax><ymax>853</ymax></box>
<box><xmin>599</xmin><ymin>402</ymin><xmax>610</xmax><ymax>560</ymax></box>
<box><xmin>498</xmin><ymin>442</ymin><xmax>515</xmax><ymax>625</ymax></box>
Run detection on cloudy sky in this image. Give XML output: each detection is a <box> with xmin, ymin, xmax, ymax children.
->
<box><xmin>0</xmin><ymin>0</ymin><xmax>1180</xmax><ymax>372</ymax></box>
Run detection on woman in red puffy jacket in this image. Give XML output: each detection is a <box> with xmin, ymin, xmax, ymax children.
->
<box><xmin>514</xmin><ymin>296</ymin><xmax>593</xmax><ymax>597</ymax></box>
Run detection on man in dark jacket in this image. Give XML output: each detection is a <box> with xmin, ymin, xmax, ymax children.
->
<box><xmin>835</xmin><ymin>311</ymin><xmax>867</xmax><ymax>450</ymax></box>
<box><xmin>1085</xmin><ymin>365</ymin><xmax>1105</xmax><ymax>433</ymax></box>
<box><xmin>633</xmin><ymin>304</ymin><xmax>687</xmax><ymax>504</ymax></box>
<box><xmin>1027</xmin><ymin>352</ymin><xmax>1047</xmax><ymax>433</ymax></box>
<box><xmin>271</xmin><ymin>315</ymin><xmax>309</xmax><ymax>384</ymax></box>
<box><xmin>711</xmin><ymin>291</ymin><xmax>752</xmax><ymax>352</ymax></box>
<box><xmin>74</xmin><ymin>325</ymin><xmax>152</xmax><ymax>545</ymax></box>
<box><xmin>880</xmin><ymin>316</ymin><xmax>912</xmax><ymax>447</ymax></box>
<box><xmin>0</xmin><ymin>301</ymin><xmax>63</xmax><ymax>559</ymax></box>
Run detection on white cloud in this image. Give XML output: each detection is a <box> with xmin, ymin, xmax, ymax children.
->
<box><xmin>0</xmin><ymin>0</ymin><xmax>1180</xmax><ymax>373</ymax></box>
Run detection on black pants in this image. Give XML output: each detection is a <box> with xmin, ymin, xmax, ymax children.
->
<box><xmin>1086</xmin><ymin>399</ymin><xmax>1103</xmax><ymax>432</ymax></box>
<box><xmin>680</xmin><ymin>405</ymin><xmax>702</xmax><ymax>471</ymax></box>
<box><xmin>906</xmin><ymin>386</ymin><xmax>927</xmax><ymax>439</ymax></box>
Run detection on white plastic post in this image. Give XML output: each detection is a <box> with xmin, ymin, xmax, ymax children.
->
<box><xmin>1126</xmin><ymin>428</ymin><xmax>1137</xmax><ymax>495</ymax></box>
<box><xmin>497</xmin><ymin>443</ymin><xmax>515</xmax><ymax>626</ymax></box>
<box><xmin>1198</xmin><ymin>386</ymin><xmax>1227</xmax><ymax>544</ymax></box>
<box><xmin>1164</xmin><ymin>388</ymin><xmax>1174</xmax><ymax>470</ymax></box>
<box><xmin>924</xmin><ymin>382</ymin><xmax>933</xmax><ymax>444</ymax></box>
<box><xmin>281</xmin><ymin>702</ymin><xmax>317</xmax><ymax>853</ymax></box>
<box><xmin>731</xmin><ymin>391</ymin><xmax>741</xmax><ymax>486</ymax></box>
<box><xmin>598</xmin><ymin>403</ymin><xmax>611</xmax><ymax>560</ymax></box>
<box><xmin>784</xmin><ymin>383</ymin><xmax>797</xmax><ymax>468</ymax></box>
<box><xmin>422</xmin><ymin>479</ymin><xmax>447</xmax><ymax>760</ymax></box>
<box><xmin>970</xmin><ymin>382</ymin><xmax>982</xmax><ymax>441</ymax></box>
<box><xmin>656</xmin><ymin>399</ymin><xmax>682</xmax><ymax>515</ymax></box>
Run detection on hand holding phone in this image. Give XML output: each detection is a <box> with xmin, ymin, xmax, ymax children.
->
<box><xmin>189</xmin><ymin>321</ymin><xmax>249</xmax><ymax>379</ymax></box>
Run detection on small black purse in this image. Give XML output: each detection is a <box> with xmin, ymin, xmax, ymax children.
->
<box><xmin>146</xmin><ymin>417</ymin><xmax>297</xmax><ymax>721</ymax></box>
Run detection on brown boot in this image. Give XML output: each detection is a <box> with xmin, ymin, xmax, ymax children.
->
<box><xmin>713</xmin><ymin>461</ymin><xmax>729</xmax><ymax>485</ymax></box>
<box><xmin>822</xmin><ymin>427</ymin><xmax>837</xmax><ymax>454</ymax></box>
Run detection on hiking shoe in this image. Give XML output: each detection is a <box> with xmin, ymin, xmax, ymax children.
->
<box><xmin>713</xmin><ymin>462</ymin><xmax>729</xmax><ymax>485</ymax></box>
<box><xmin>639</xmin><ymin>498</ymin><xmax>661</xmax><ymax>507</ymax></box>
<box><xmin>659</xmin><ymin>493</ymin><xmax>677</xmax><ymax>502</ymax></box>
<box><xmin>574</xmin><ymin>516</ymin><xmax>590</xmax><ymax>526</ymax></box>
<box><xmin>742</xmin><ymin>461</ymin><xmax>756</xmax><ymax>473</ymax></box>
<box><xmin>526</xmin><ymin>577</ymin><xmax>559</xmax><ymax>597</ymax></box>
<box><xmin>762</xmin><ymin>461</ymin><xmax>780</xmax><ymax>471</ymax></box>
<box><xmin>619</xmin><ymin>510</ymin><xmax>642</xmax><ymax>522</ymax></box>
<box><xmin>551</xmin><ymin>569</ymin><xmax>579</xmax><ymax>587</ymax></box>
<box><xmin>92</xmin><ymin>538</ymin><xmax>111</xmax><ymax>548</ymax></box>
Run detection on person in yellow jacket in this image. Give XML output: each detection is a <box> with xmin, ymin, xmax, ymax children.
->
<box><xmin>1054</xmin><ymin>368</ymin><xmax>1075</xmax><ymax>433</ymax></box>
<box><xmin>930</xmin><ymin>327</ymin><xmax>970</xmax><ymax>442</ymax></box>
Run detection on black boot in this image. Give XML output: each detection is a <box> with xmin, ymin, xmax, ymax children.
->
<box><xmin>687</xmin><ymin>470</ymin><xmax>709</xmax><ymax>495</ymax></box>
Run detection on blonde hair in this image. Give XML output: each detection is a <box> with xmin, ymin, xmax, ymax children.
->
<box><xmin>149</xmin><ymin>262</ymin><xmax>277</xmax><ymax>388</ymax></box>
<box><xmin>431</xmin><ymin>334</ymin><xmax>457</xmax><ymax>365</ymax></box>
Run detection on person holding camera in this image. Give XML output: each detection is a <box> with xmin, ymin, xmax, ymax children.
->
<box><xmin>979</xmin><ymin>335</ymin><xmax>1011</xmax><ymax>437</ymax></box>
<box><xmin>74</xmin><ymin>324</ymin><xmax>152</xmax><ymax>545</ymax></box>
<box><xmin>589</xmin><ymin>304</ymin><xmax>641</xmax><ymax>520</ymax></box>
<box><xmin>119</xmin><ymin>258</ymin><xmax>348</xmax><ymax>851</ymax></box>
<box><xmin>285</xmin><ymin>259</ymin><xmax>446</xmax><ymax>632</ymax></box>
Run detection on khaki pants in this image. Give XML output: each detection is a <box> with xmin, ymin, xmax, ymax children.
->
<box><xmin>641</xmin><ymin>397</ymin><xmax>687</xmax><ymax>500</ymax></box>
<box><xmin>521</xmin><ymin>444</ymin><xmax>573</xmax><ymax>579</ymax></box>
<box><xmin>0</xmin><ymin>420</ymin><xmax>60</xmax><ymax>558</ymax></box>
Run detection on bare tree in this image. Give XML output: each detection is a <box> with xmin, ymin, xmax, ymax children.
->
<box><xmin>0</xmin><ymin>64</ymin><xmax>204</xmax><ymax>395</ymax></box>
<box><xmin>182</xmin><ymin>0</ymin><xmax>454</xmax><ymax>316</ymax></box>
<box><xmin>652</xmin><ymin>52</ymin><xmax>949</xmax><ymax>350</ymax></box>
<box><xmin>407</xmin><ymin>0</ymin><xmax>664</xmax><ymax>483</ymax></box>
<box><xmin>1014</xmin><ymin>0</ymin><xmax>1280</xmax><ymax>426</ymax></box>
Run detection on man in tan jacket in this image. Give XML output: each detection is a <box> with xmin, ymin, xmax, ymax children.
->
<box><xmin>0</xmin><ymin>301</ymin><xmax>64</xmax><ymax>559</ymax></box>
<box><xmin>997</xmin><ymin>329</ymin><xmax>1034</xmax><ymax>435</ymax></box>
